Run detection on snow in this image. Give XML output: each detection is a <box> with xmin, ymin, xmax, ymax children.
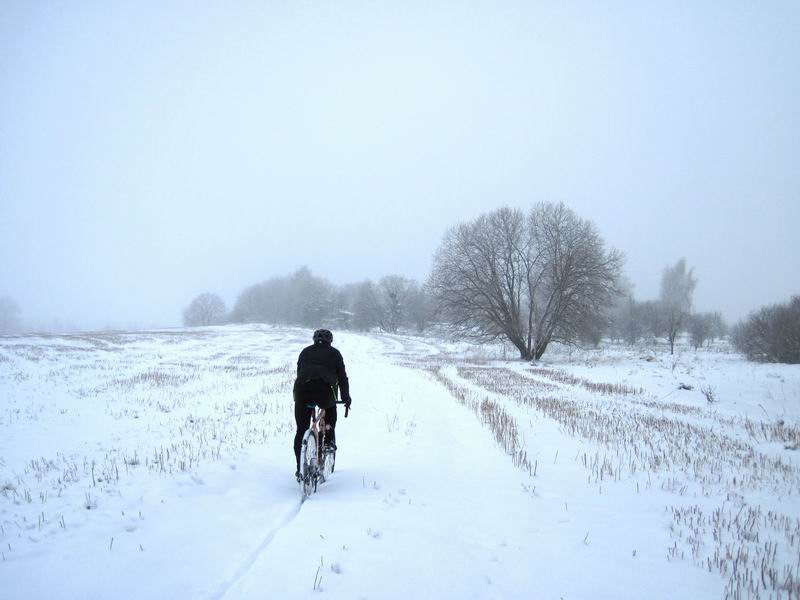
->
<box><xmin>1</xmin><ymin>326</ymin><xmax>798</xmax><ymax>599</ymax></box>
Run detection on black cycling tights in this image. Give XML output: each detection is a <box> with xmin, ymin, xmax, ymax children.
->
<box><xmin>293</xmin><ymin>401</ymin><xmax>338</xmax><ymax>470</ymax></box>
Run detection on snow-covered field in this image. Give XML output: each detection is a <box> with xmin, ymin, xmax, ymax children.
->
<box><xmin>1</xmin><ymin>326</ymin><xmax>798</xmax><ymax>599</ymax></box>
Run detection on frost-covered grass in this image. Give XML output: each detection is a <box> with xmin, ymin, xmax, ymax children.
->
<box><xmin>398</xmin><ymin>338</ymin><xmax>800</xmax><ymax>598</ymax></box>
<box><xmin>0</xmin><ymin>325</ymin><xmax>302</xmax><ymax>597</ymax></box>
<box><xmin>0</xmin><ymin>327</ymin><xmax>798</xmax><ymax>599</ymax></box>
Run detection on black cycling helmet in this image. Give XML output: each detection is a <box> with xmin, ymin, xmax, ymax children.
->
<box><xmin>313</xmin><ymin>328</ymin><xmax>333</xmax><ymax>344</ymax></box>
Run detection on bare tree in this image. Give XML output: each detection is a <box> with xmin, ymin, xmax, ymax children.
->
<box><xmin>379</xmin><ymin>275</ymin><xmax>415</xmax><ymax>333</ymax></box>
<box><xmin>352</xmin><ymin>281</ymin><xmax>378</xmax><ymax>331</ymax></box>
<box><xmin>362</xmin><ymin>281</ymin><xmax>389</xmax><ymax>332</ymax></box>
<box><xmin>355</xmin><ymin>276</ymin><xmax>416</xmax><ymax>333</ymax></box>
<box><xmin>708</xmin><ymin>311</ymin><xmax>728</xmax><ymax>342</ymax></box>
<box><xmin>689</xmin><ymin>311</ymin><xmax>727</xmax><ymax>349</ymax></box>
<box><xmin>575</xmin><ymin>311</ymin><xmax>606</xmax><ymax>348</ymax></box>
<box><xmin>182</xmin><ymin>293</ymin><xmax>227</xmax><ymax>326</ymax></box>
<box><xmin>688</xmin><ymin>312</ymin><xmax>714</xmax><ymax>350</ymax></box>
<box><xmin>659</xmin><ymin>258</ymin><xmax>697</xmax><ymax>354</ymax></box>
<box><xmin>406</xmin><ymin>281</ymin><xmax>432</xmax><ymax>334</ymax></box>
<box><xmin>606</xmin><ymin>278</ymin><xmax>634</xmax><ymax>343</ymax></box>
<box><xmin>429</xmin><ymin>202</ymin><xmax>622</xmax><ymax>360</ymax></box>
<box><xmin>0</xmin><ymin>296</ymin><xmax>22</xmax><ymax>334</ymax></box>
<box><xmin>612</xmin><ymin>296</ymin><xmax>649</xmax><ymax>345</ymax></box>
<box><xmin>330</xmin><ymin>282</ymin><xmax>361</xmax><ymax>330</ymax></box>
<box><xmin>638</xmin><ymin>299</ymin><xmax>667</xmax><ymax>341</ymax></box>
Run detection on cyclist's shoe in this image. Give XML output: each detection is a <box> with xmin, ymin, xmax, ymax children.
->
<box><xmin>324</xmin><ymin>441</ymin><xmax>337</xmax><ymax>453</ymax></box>
<box><xmin>295</xmin><ymin>470</ymin><xmax>302</xmax><ymax>483</ymax></box>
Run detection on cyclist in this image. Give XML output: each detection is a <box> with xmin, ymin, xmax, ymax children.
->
<box><xmin>293</xmin><ymin>328</ymin><xmax>351</xmax><ymax>480</ymax></box>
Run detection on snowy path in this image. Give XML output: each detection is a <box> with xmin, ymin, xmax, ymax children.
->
<box><xmin>206</xmin><ymin>334</ymin><xmax>717</xmax><ymax>600</ymax></box>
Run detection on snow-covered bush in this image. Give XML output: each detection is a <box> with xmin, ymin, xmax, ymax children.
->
<box><xmin>733</xmin><ymin>295</ymin><xmax>800</xmax><ymax>364</ymax></box>
<box><xmin>688</xmin><ymin>312</ymin><xmax>726</xmax><ymax>350</ymax></box>
<box><xmin>182</xmin><ymin>292</ymin><xmax>227</xmax><ymax>326</ymax></box>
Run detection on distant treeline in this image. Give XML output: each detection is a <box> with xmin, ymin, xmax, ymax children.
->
<box><xmin>183</xmin><ymin>267</ymin><xmax>431</xmax><ymax>335</ymax></box>
<box><xmin>182</xmin><ymin>202</ymin><xmax>799</xmax><ymax>364</ymax></box>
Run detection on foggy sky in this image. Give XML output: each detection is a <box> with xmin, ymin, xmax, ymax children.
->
<box><xmin>1</xmin><ymin>1</ymin><xmax>798</xmax><ymax>331</ymax></box>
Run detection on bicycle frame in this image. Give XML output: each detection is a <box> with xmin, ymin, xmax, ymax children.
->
<box><xmin>307</xmin><ymin>400</ymin><xmax>349</xmax><ymax>458</ymax></box>
<box><xmin>307</xmin><ymin>404</ymin><xmax>328</xmax><ymax>463</ymax></box>
<box><xmin>299</xmin><ymin>401</ymin><xmax>348</xmax><ymax>499</ymax></box>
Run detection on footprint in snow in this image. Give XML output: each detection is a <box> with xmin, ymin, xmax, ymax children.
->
<box><xmin>330</xmin><ymin>562</ymin><xmax>342</xmax><ymax>574</ymax></box>
<box><xmin>367</xmin><ymin>528</ymin><xmax>382</xmax><ymax>539</ymax></box>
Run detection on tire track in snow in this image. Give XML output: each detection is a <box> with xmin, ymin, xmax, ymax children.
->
<box><xmin>210</xmin><ymin>332</ymin><xmax>387</xmax><ymax>600</ymax></box>
<box><xmin>209</xmin><ymin>499</ymin><xmax>304</xmax><ymax>600</ymax></box>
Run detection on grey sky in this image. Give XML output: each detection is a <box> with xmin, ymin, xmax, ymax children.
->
<box><xmin>1</xmin><ymin>1</ymin><xmax>798</xmax><ymax>330</ymax></box>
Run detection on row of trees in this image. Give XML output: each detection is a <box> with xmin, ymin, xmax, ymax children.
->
<box><xmin>354</xmin><ymin>276</ymin><xmax>430</xmax><ymax>333</ymax></box>
<box><xmin>183</xmin><ymin>267</ymin><xmax>433</xmax><ymax>333</ymax></box>
<box><xmin>183</xmin><ymin>204</ymin><xmax>718</xmax><ymax>359</ymax></box>
<box><xmin>608</xmin><ymin>297</ymin><xmax>727</xmax><ymax>350</ymax></box>
<box><xmin>183</xmin><ymin>225</ymin><xmax>715</xmax><ymax>361</ymax></box>
<box><xmin>605</xmin><ymin>259</ymin><xmax>728</xmax><ymax>352</ymax></box>
<box><xmin>184</xmin><ymin>202</ymin><xmax>626</xmax><ymax>361</ymax></box>
<box><xmin>183</xmin><ymin>201</ymin><xmax>795</xmax><ymax>364</ymax></box>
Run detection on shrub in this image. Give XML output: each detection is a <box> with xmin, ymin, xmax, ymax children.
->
<box><xmin>732</xmin><ymin>296</ymin><xmax>800</xmax><ymax>364</ymax></box>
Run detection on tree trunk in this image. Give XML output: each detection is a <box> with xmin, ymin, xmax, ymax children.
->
<box><xmin>533</xmin><ymin>336</ymin><xmax>551</xmax><ymax>361</ymax></box>
<box><xmin>509</xmin><ymin>337</ymin><xmax>533</xmax><ymax>360</ymax></box>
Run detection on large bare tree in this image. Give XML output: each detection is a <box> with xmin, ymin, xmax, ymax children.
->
<box><xmin>429</xmin><ymin>202</ymin><xmax>622</xmax><ymax>360</ymax></box>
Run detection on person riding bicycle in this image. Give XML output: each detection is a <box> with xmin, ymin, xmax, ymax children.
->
<box><xmin>293</xmin><ymin>328</ymin><xmax>351</xmax><ymax>480</ymax></box>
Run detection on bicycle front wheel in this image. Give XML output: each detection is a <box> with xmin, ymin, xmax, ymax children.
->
<box><xmin>300</xmin><ymin>431</ymin><xmax>318</xmax><ymax>499</ymax></box>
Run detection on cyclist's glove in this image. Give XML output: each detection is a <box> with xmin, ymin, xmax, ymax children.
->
<box><xmin>344</xmin><ymin>397</ymin><xmax>352</xmax><ymax>409</ymax></box>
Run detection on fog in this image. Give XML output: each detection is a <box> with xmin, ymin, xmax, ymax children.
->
<box><xmin>1</xmin><ymin>1</ymin><xmax>798</xmax><ymax>331</ymax></box>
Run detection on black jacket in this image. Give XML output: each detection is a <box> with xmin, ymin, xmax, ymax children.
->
<box><xmin>294</xmin><ymin>342</ymin><xmax>350</xmax><ymax>402</ymax></box>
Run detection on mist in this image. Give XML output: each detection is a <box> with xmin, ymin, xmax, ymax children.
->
<box><xmin>1</xmin><ymin>1</ymin><xmax>798</xmax><ymax>331</ymax></box>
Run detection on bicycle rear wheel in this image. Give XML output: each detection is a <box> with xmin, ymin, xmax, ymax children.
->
<box><xmin>300</xmin><ymin>430</ymin><xmax>318</xmax><ymax>499</ymax></box>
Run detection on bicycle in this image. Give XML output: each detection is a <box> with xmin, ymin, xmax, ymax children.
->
<box><xmin>299</xmin><ymin>400</ymin><xmax>349</xmax><ymax>500</ymax></box>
